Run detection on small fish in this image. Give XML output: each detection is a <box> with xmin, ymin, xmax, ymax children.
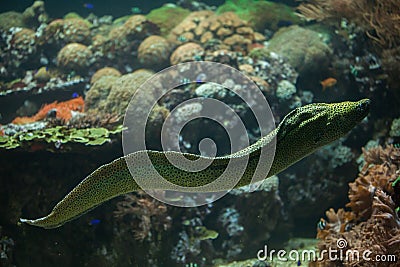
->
<box><xmin>72</xmin><ymin>92</ymin><xmax>79</xmax><ymax>98</ymax></box>
<box><xmin>320</xmin><ymin>77</ymin><xmax>337</xmax><ymax>91</ymax></box>
<box><xmin>177</xmin><ymin>35</ymin><xmax>187</xmax><ymax>42</ymax></box>
<box><xmin>317</xmin><ymin>218</ymin><xmax>326</xmax><ymax>230</ymax></box>
<box><xmin>131</xmin><ymin>7</ymin><xmax>142</xmax><ymax>14</ymax></box>
<box><xmin>89</xmin><ymin>219</ymin><xmax>101</xmax><ymax>226</ymax></box>
<box><xmin>83</xmin><ymin>3</ymin><xmax>94</xmax><ymax>9</ymax></box>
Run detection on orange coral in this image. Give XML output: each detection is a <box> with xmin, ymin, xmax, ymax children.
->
<box><xmin>12</xmin><ymin>97</ymin><xmax>84</xmax><ymax>124</ymax></box>
<box><xmin>314</xmin><ymin>145</ymin><xmax>400</xmax><ymax>266</ymax></box>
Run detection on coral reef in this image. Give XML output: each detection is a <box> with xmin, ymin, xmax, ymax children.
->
<box><xmin>315</xmin><ymin>145</ymin><xmax>400</xmax><ymax>266</ymax></box>
<box><xmin>0</xmin><ymin>1</ymin><xmax>397</xmax><ymax>267</ymax></box>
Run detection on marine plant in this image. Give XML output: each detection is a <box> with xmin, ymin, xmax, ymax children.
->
<box><xmin>0</xmin><ymin>125</ymin><xmax>124</xmax><ymax>150</ymax></box>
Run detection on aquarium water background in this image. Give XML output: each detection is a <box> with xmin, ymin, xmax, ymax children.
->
<box><xmin>0</xmin><ymin>0</ymin><xmax>399</xmax><ymax>266</ymax></box>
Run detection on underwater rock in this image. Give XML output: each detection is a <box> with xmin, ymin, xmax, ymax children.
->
<box><xmin>137</xmin><ymin>35</ymin><xmax>171</xmax><ymax>69</ymax></box>
<box><xmin>170</xmin><ymin>42</ymin><xmax>204</xmax><ymax>65</ymax></box>
<box><xmin>267</xmin><ymin>25</ymin><xmax>332</xmax><ymax>75</ymax></box>
<box><xmin>57</xmin><ymin>43</ymin><xmax>93</xmax><ymax>73</ymax></box>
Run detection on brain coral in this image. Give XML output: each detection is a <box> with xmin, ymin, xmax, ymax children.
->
<box><xmin>170</xmin><ymin>42</ymin><xmax>205</xmax><ymax>65</ymax></box>
<box><xmin>267</xmin><ymin>25</ymin><xmax>332</xmax><ymax>74</ymax></box>
<box><xmin>137</xmin><ymin>35</ymin><xmax>171</xmax><ymax>69</ymax></box>
<box><xmin>90</xmin><ymin>67</ymin><xmax>121</xmax><ymax>84</ymax></box>
<box><xmin>85</xmin><ymin>75</ymin><xmax>119</xmax><ymax>112</ymax></box>
<box><xmin>57</xmin><ymin>43</ymin><xmax>93</xmax><ymax>72</ymax></box>
<box><xmin>103</xmin><ymin>69</ymin><xmax>155</xmax><ymax>116</ymax></box>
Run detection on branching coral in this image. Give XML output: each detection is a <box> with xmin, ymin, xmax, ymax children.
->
<box><xmin>315</xmin><ymin>145</ymin><xmax>400</xmax><ymax>266</ymax></box>
<box><xmin>12</xmin><ymin>96</ymin><xmax>84</xmax><ymax>124</ymax></box>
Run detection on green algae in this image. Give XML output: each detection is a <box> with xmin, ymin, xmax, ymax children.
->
<box><xmin>146</xmin><ymin>5</ymin><xmax>190</xmax><ymax>36</ymax></box>
<box><xmin>0</xmin><ymin>125</ymin><xmax>124</xmax><ymax>150</ymax></box>
<box><xmin>217</xmin><ymin>0</ymin><xmax>301</xmax><ymax>32</ymax></box>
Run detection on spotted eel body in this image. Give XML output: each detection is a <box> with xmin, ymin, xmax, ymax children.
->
<box><xmin>20</xmin><ymin>99</ymin><xmax>370</xmax><ymax>229</ymax></box>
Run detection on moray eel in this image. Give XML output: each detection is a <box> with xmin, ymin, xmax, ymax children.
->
<box><xmin>20</xmin><ymin>99</ymin><xmax>370</xmax><ymax>229</ymax></box>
